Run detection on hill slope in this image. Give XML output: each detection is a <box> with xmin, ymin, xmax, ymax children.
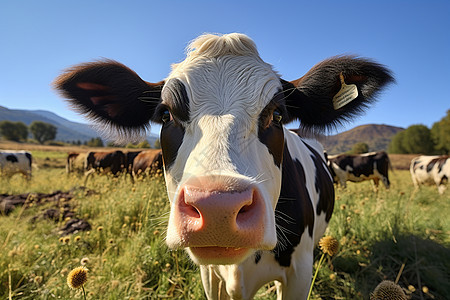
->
<box><xmin>0</xmin><ymin>106</ymin><xmax>159</xmax><ymax>144</ymax></box>
<box><xmin>321</xmin><ymin>124</ymin><xmax>404</xmax><ymax>154</ymax></box>
<box><xmin>0</xmin><ymin>106</ymin><xmax>99</xmax><ymax>142</ymax></box>
<box><xmin>1</xmin><ymin>106</ymin><xmax>399</xmax><ymax>150</ymax></box>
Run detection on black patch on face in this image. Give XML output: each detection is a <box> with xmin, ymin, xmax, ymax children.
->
<box><xmin>158</xmin><ymin>79</ymin><xmax>190</xmax><ymax>123</ymax></box>
<box><xmin>258</xmin><ymin>123</ymin><xmax>284</xmax><ymax>167</ymax></box>
<box><xmin>272</xmin><ymin>143</ymin><xmax>316</xmax><ymax>267</ymax></box>
<box><xmin>6</xmin><ymin>155</ymin><xmax>18</xmax><ymax>163</ymax></box>
<box><xmin>257</xmin><ymin>93</ymin><xmax>287</xmax><ymax>167</ymax></box>
<box><xmin>160</xmin><ymin>121</ymin><xmax>185</xmax><ymax>169</ymax></box>
<box><xmin>154</xmin><ymin>79</ymin><xmax>189</xmax><ymax>170</ymax></box>
<box><xmin>302</xmin><ymin>142</ymin><xmax>335</xmax><ymax>222</ymax></box>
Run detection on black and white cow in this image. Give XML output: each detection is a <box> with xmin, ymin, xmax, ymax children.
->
<box><xmin>0</xmin><ymin>150</ymin><xmax>32</xmax><ymax>179</ymax></box>
<box><xmin>54</xmin><ymin>33</ymin><xmax>393</xmax><ymax>299</ymax></box>
<box><xmin>328</xmin><ymin>151</ymin><xmax>391</xmax><ymax>189</ymax></box>
<box><xmin>410</xmin><ymin>155</ymin><xmax>450</xmax><ymax>194</ymax></box>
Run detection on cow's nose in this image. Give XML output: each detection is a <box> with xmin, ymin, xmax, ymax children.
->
<box><xmin>174</xmin><ymin>184</ymin><xmax>265</xmax><ymax>249</ymax></box>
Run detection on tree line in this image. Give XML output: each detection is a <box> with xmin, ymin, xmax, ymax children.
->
<box><xmin>0</xmin><ymin>120</ymin><xmax>160</xmax><ymax>148</ymax></box>
<box><xmin>0</xmin><ymin>120</ymin><xmax>57</xmax><ymax>144</ymax></box>
<box><xmin>388</xmin><ymin>110</ymin><xmax>450</xmax><ymax>155</ymax></box>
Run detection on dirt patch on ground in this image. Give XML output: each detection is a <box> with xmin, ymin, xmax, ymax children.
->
<box><xmin>0</xmin><ymin>189</ymin><xmax>93</xmax><ymax>236</ymax></box>
<box><xmin>0</xmin><ymin>191</ymin><xmax>74</xmax><ymax>215</ymax></box>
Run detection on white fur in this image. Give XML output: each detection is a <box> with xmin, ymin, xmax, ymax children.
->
<box><xmin>164</xmin><ymin>37</ymin><xmax>282</xmax><ymax>251</ymax></box>
<box><xmin>410</xmin><ymin>155</ymin><xmax>450</xmax><ymax>194</ymax></box>
<box><xmin>161</xmin><ymin>34</ymin><xmax>331</xmax><ymax>299</ymax></box>
<box><xmin>0</xmin><ymin>150</ymin><xmax>32</xmax><ymax>178</ymax></box>
<box><xmin>195</xmin><ymin>130</ymin><xmax>330</xmax><ymax>299</ymax></box>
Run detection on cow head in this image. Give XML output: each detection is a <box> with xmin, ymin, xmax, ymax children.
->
<box><xmin>54</xmin><ymin>33</ymin><xmax>393</xmax><ymax>265</ymax></box>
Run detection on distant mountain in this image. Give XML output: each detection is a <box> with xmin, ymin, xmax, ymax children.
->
<box><xmin>0</xmin><ymin>106</ymin><xmax>159</xmax><ymax>144</ymax></box>
<box><xmin>320</xmin><ymin>124</ymin><xmax>404</xmax><ymax>154</ymax></box>
<box><xmin>1</xmin><ymin>106</ymin><xmax>399</xmax><ymax>150</ymax></box>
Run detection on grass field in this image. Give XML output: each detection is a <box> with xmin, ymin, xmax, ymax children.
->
<box><xmin>0</xmin><ymin>145</ymin><xmax>449</xmax><ymax>299</ymax></box>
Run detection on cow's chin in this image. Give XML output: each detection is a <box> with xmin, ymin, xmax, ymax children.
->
<box><xmin>187</xmin><ymin>247</ymin><xmax>253</xmax><ymax>265</ymax></box>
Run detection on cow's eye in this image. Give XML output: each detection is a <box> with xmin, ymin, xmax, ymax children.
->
<box><xmin>272</xmin><ymin>109</ymin><xmax>282</xmax><ymax>123</ymax></box>
<box><xmin>161</xmin><ymin>109</ymin><xmax>172</xmax><ymax>123</ymax></box>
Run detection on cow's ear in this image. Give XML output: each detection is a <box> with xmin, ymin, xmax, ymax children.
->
<box><xmin>53</xmin><ymin>59</ymin><xmax>163</xmax><ymax>134</ymax></box>
<box><xmin>281</xmin><ymin>56</ymin><xmax>394</xmax><ymax>131</ymax></box>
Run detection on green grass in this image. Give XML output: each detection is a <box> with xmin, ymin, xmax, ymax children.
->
<box><xmin>1</xmin><ymin>168</ymin><xmax>449</xmax><ymax>299</ymax></box>
<box><xmin>314</xmin><ymin>171</ymin><xmax>449</xmax><ymax>299</ymax></box>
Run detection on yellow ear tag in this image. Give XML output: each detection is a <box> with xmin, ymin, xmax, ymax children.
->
<box><xmin>333</xmin><ymin>73</ymin><xmax>358</xmax><ymax>110</ymax></box>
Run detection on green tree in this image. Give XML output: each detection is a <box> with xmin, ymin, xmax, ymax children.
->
<box><xmin>388</xmin><ymin>130</ymin><xmax>407</xmax><ymax>153</ymax></box>
<box><xmin>389</xmin><ymin>124</ymin><xmax>434</xmax><ymax>154</ymax></box>
<box><xmin>402</xmin><ymin>124</ymin><xmax>434</xmax><ymax>154</ymax></box>
<box><xmin>349</xmin><ymin>142</ymin><xmax>369</xmax><ymax>154</ymax></box>
<box><xmin>431</xmin><ymin>110</ymin><xmax>450</xmax><ymax>154</ymax></box>
<box><xmin>0</xmin><ymin>121</ymin><xmax>28</xmax><ymax>141</ymax></box>
<box><xmin>87</xmin><ymin>137</ymin><xmax>104</xmax><ymax>147</ymax></box>
<box><xmin>29</xmin><ymin>121</ymin><xmax>57</xmax><ymax>144</ymax></box>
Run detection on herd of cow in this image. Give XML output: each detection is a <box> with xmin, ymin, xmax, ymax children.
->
<box><xmin>2</xmin><ymin>33</ymin><xmax>449</xmax><ymax>299</ymax></box>
<box><xmin>0</xmin><ymin>149</ymin><xmax>163</xmax><ymax>179</ymax></box>
<box><xmin>67</xmin><ymin>149</ymin><xmax>163</xmax><ymax>178</ymax></box>
<box><xmin>1</xmin><ymin>149</ymin><xmax>449</xmax><ymax>193</ymax></box>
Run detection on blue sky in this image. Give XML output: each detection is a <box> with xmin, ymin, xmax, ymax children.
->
<box><xmin>1</xmin><ymin>1</ymin><xmax>449</xmax><ymax>136</ymax></box>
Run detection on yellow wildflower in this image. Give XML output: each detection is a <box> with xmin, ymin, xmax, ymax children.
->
<box><xmin>67</xmin><ymin>266</ymin><xmax>88</xmax><ymax>289</ymax></box>
<box><xmin>318</xmin><ymin>236</ymin><xmax>339</xmax><ymax>256</ymax></box>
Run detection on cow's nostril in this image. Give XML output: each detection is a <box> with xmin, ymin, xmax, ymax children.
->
<box><xmin>187</xmin><ymin>204</ymin><xmax>201</xmax><ymax>218</ymax></box>
<box><xmin>236</xmin><ymin>195</ymin><xmax>258</xmax><ymax>226</ymax></box>
<box><xmin>178</xmin><ymin>189</ymin><xmax>201</xmax><ymax>218</ymax></box>
<box><xmin>238</xmin><ymin>203</ymin><xmax>252</xmax><ymax>215</ymax></box>
<box><xmin>180</xmin><ymin>200</ymin><xmax>201</xmax><ymax>218</ymax></box>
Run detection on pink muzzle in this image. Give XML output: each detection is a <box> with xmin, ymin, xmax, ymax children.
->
<box><xmin>172</xmin><ymin>184</ymin><xmax>266</xmax><ymax>263</ymax></box>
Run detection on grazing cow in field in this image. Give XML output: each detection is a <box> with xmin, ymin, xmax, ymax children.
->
<box><xmin>410</xmin><ymin>155</ymin><xmax>450</xmax><ymax>194</ymax></box>
<box><xmin>125</xmin><ymin>150</ymin><xmax>142</xmax><ymax>173</ymax></box>
<box><xmin>66</xmin><ymin>152</ymin><xmax>87</xmax><ymax>173</ymax></box>
<box><xmin>328</xmin><ymin>151</ymin><xmax>392</xmax><ymax>189</ymax></box>
<box><xmin>54</xmin><ymin>33</ymin><xmax>393</xmax><ymax>299</ymax></box>
<box><xmin>0</xmin><ymin>150</ymin><xmax>32</xmax><ymax>179</ymax></box>
<box><xmin>132</xmin><ymin>149</ymin><xmax>163</xmax><ymax>177</ymax></box>
<box><xmin>85</xmin><ymin>150</ymin><xmax>126</xmax><ymax>175</ymax></box>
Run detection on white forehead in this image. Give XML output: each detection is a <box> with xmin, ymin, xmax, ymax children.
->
<box><xmin>165</xmin><ymin>33</ymin><xmax>281</xmax><ymax>118</ymax></box>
